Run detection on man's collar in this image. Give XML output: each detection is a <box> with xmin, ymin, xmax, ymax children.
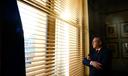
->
<box><xmin>96</xmin><ymin>48</ymin><xmax>102</xmax><ymax>51</ymax></box>
<box><xmin>95</xmin><ymin>47</ymin><xmax>102</xmax><ymax>53</ymax></box>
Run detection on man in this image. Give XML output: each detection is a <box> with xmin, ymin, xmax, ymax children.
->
<box><xmin>83</xmin><ymin>36</ymin><xmax>111</xmax><ymax>76</ymax></box>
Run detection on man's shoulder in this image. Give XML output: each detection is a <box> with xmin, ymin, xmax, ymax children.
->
<box><xmin>102</xmin><ymin>47</ymin><xmax>112</xmax><ymax>54</ymax></box>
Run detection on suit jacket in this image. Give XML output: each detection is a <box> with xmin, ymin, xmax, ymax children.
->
<box><xmin>83</xmin><ymin>47</ymin><xmax>112</xmax><ymax>76</ymax></box>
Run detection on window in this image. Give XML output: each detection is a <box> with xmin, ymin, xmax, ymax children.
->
<box><xmin>54</xmin><ymin>0</ymin><xmax>84</xmax><ymax>76</ymax></box>
<box><xmin>55</xmin><ymin>19</ymin><xmax>70</xmax><ymax>76</ymax></box>
<box><xmin>17</xmin><ymin>0</ymin><xmax>85</xmax><ymax>76</ymax></box>
<box><xmin>17</xmin><ymin>1</ymin><xmax>49</xmax><ymax>75</ymax></box>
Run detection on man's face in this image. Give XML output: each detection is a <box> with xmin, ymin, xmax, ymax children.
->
<box><xmin>92</xmin><ymin>37</ymin><xmax>102</xmax><ymax>49</ymax></box>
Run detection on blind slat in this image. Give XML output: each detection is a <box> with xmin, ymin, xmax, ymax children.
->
<box><xmin>26</xmin><ymin>65</ymin><xmax>55</xmax><ymax>73</ymax></box>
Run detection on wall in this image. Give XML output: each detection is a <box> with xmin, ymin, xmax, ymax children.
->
<box><xmin>88</xmin><ymin>0</ymin><xmax>128</xmax><ymax>76</ymax></box>
<box><xmin>88</xmin><ymin>0</ymin><xmax>106</xmax><ymax>45</ymax></box>
<box><xmin>105</xmin><ymin>10</ymin><xmax>128</xmax><ymax>75</ymax></box>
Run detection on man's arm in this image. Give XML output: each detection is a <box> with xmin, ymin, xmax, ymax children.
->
<box><xmin>83</xmin><ymin>50</ymin><xmax>92</xmax><ymax>66</ymax></box>
<box><xmin>83</xmin><ymin>57</ymin><xmax>91</xmax><ymax>66</ymax></box>
<box><xmin>83</xmin><ymin>49</ymin><xmax>103</xmax><ymax>70</ymax></box>
<box><xmin>83</xmin><ymin>57</ymin><xmax>103</xmax><ymax>70</ymax></box>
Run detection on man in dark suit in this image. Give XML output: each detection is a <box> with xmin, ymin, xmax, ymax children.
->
<box><xmin>83</xmin><ymin>36</ymin><xmax>111</xmax><ymax>76</ymax></box>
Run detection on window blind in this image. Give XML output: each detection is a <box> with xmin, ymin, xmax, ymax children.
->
<box><xmin>55</xmin><ymin>19</ymin><xmax>84</xmax><ymax>76</ymax></box>
<box><xmin>17</xmin><ymin>0</ymin><xmax>84</xmax><ymax>76</ymax></box>
<box><xmin>17</xmin><ymin>1</ymin><xmax>55</xmax><ymax>76</ymax></box>
<box><xmin>54</xmin><ymin>0</ymin><xmax>84</xmax><ymax>76</ymax></box>
<box><xmin>55</xmin><ymin>19</ymin><xmax>70</xmax><ymax>76</ymax></box>
<box><xmin>69</xmin><ymin>25</ymin><xmax>83</xmax><ymax>76</ymax></box>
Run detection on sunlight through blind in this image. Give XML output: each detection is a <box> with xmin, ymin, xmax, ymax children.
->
<box><xmin>54</xmin><ymin>0</ymin><xmax>84</xmax><ymax>76</ymax></box>
<box><xmin>17</xmin><ymin>1</ymin><xmax>52</xmax><ymax>76</ymax></box>
<box><xmin>17</xmin><ymin>0</ymin><xmax>84</xmax><ymax>76</ymax></box>
<box><xmin>55</xmin><ymin>19</ymin><xmax>70</xmax><ymax>76</ymax></box>
<box><xmin>55</xmin><ymin>19</ymin><xmax>84</xmax><ymax>76</ymax></box>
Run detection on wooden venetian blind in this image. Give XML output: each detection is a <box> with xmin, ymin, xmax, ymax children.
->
<box><xmin>55</xmin><ymin>19</ymin><xmax>84</xmax><ymax>76</ymax></box>
<box><xmin>55</xmin><ymin>19</ymin><xmax>70</xmax><ymax>76</ymax></box>
<box><xmin>17</xmin><ymin>1</ymin><xmax>55</xmax><ymax>76</ymax></box>
<box><xmin>17</xmin><ymin>0</ymin><xmax>84</xmax><ymax>76</ymax></box>
<box><xmin>54</xmin><ymin>0</ymin><xmax>84</xmax><ymax>76</ymax></box>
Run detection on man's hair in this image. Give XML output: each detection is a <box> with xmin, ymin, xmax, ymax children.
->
<box><xmin>92</xmin><ymin>35</ymin><xmax>104</xmax><ymax>47</ymax></box>
<box><xmin>93</xmin><ymin>35</ymin><xmax>103</xmax><ymax>42</ymax></box>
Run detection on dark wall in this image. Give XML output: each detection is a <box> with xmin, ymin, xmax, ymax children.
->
<box><xmin>88</xmin><ymin>0</ymin><xmax>128</xmax><ymax>76</ymax></box>
<box><xmin>88</xmin><ymin>0</ymin><xmax>106</xmax><ymax>45</ymax></box>
<box><xmin>105</xmin><ymin>10</ymin><xmax>128</xmax><ymax>76</ymax></box>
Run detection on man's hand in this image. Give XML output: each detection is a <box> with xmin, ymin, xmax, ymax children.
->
<box><xmin>87</xmin><ymin>56</ymin><xmax>91</xmax><ymax>60</ymax></box>
<box><xmin>90</xmin><ymin>61</ymin><xmax>102</xmax><ymax>70</ymax></box>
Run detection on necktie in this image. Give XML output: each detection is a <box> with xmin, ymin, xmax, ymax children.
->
<box><xmin>96</xmin><ymin>50</ymin><xmax>99</xmax><ymax>53</ymax></box>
